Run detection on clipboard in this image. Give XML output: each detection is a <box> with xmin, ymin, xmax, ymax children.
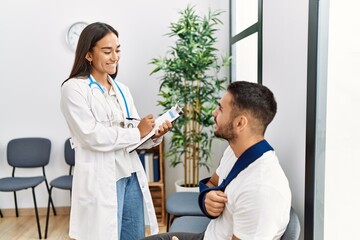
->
<box><xmin>127</xmin><ymin>104</ymin><xmax>183</xmax><ymax>152</ymax></box>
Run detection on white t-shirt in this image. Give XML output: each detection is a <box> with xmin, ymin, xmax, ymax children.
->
<box><xmin>204</xmin><ymin>146</ymin><xmax>292</xmax><ymax>240</ymax></box>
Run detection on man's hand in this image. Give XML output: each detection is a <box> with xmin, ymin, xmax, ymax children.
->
<box><xmin>204</xmin><ymin>190</ymin><xmax>227</xmax><ymax>217</ymax></box>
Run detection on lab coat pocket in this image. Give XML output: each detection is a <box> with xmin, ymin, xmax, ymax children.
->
<box><xmin>76</xmin><ymin>161</ymin><xmax>96</xmax><ymax>197</ymax></box>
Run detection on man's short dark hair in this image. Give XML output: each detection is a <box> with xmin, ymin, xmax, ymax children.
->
<box><xmin>227</xmin><ymin>81</ymin><xmax>277</xmax><ymax>133</ymax></box>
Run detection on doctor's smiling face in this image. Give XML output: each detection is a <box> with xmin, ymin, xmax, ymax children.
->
<box><xmin>85</xmin><ymin>32</ymin><xmax>121</xmax><ymax>79</ymax></box>
<box><xmin>65</xmin><ymin>22</ymin><xmax>120</xmax><ymax>85</ymax></box>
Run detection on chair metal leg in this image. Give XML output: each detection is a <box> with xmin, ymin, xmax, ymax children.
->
<box><xmin>44</xmin><ymin>187</ymin><xmax>53</xmax><ymax>239</ymax></box>
<box><xmin>13</xmin><ymin>191</ymin><xmax>19</xmax><ymax>217</ymax></box>
<box><xmin>0</xmin><ymin>209</ymin><xmax>3</xmax><ymax>218</ymax></box>
<box><xmin>32</xmin><ymin>187</ymin><xmax>42</xmax><ymax>239</ymax></box>
<box><xmin>167</xmin><ymin>212</ymin><xmax>170</xmax><ymax>231</ymax></box>
<box><xmin>44</xmin><ymin>179</ymin><xmax>57</xmax><ymax>216</ymax></box>
<box><xmin>167</xmin><ymin>213</ymin><xmax>177</xmax><ymax>231</ymax></box>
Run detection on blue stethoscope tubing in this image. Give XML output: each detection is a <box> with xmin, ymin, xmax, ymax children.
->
<box><xmin>88</xmin><ymin>75</ymin><xmax>130</xmax><ymax>119</ymax></box>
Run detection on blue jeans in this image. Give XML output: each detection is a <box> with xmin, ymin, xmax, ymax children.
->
<box><xmin>116</xmin><ymin>172</ymin><xmax>145</xmax><ymax>240</ymax></box>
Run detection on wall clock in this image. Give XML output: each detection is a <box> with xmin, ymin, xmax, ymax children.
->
<box><xmin>66</xmin><ymin>22</ymin><xmax>88</xmax><ymax>52</ymax></box>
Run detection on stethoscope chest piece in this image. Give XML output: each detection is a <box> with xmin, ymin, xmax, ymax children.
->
<box><xmin>120</xmin><ymin>121</ymin><xmax>135</xmax><ymax>128</ymax></box>
<box><xmin>89</xmin><ymin>75</ymin><xmax>137</xmax><ymax>128</ymax></box>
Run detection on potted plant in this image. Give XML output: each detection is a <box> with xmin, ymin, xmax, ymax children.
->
<box><xmin>150</xmin><ymin>5</ymin><xmax>230</xmax><ymax>188</ymax></box>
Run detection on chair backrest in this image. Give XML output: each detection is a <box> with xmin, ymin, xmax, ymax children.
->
<box><xmin>7</xmin><ymin>137</ymin><xmax>51</xmax><ymax>168</ymax></box>
<box><xmin>281</xmin><ymin>207</ymin><xmax>301</xmax><ymax>240</ymax></box>
<box><xmin>64</xmin><ymin>138</ymin><xmax>75</xmax><ymax>166</ymax></box>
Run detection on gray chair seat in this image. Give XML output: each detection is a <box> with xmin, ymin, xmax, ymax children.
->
<box><xmin>0</xmin><ymin>176</ymin><xmax>45</xmax><ymax>191</ymax></box>
<box><xmin>50</xmin><ymin>175</ymin><xmax>73</xmax><ymax>190</ymax></box>
<box><xmin>169</xmin><ymin>216</ymin><xmax>210</xmax><ymax>233</ymax></box>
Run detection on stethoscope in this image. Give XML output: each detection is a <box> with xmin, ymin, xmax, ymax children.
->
<box><xmin>89</xmin><ymin>75</ymin><xmax>136</xmax><ymax>128</ymax></box>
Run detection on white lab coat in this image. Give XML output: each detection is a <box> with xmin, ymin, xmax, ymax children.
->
<box><xmin>60</xmin><ymin>76</ymin><xmax>159</xmax><ymax>240</ymax></box>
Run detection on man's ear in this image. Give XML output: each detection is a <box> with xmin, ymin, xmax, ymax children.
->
<box><xmin>235</xmin><ymin>115</ymin><xmax>248</xmax><ymax>132</ymax></box>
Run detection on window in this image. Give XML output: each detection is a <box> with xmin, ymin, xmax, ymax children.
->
<box><xmin>230</xmin><ymin>0</ymin><xmax>262</xmax><ymax>83</ymax></box>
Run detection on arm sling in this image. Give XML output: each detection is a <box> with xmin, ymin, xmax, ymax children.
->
<box><xmin>198</xmin><ymin>139</ymin><xmax>273</xmax><ymax>219</ymax></box>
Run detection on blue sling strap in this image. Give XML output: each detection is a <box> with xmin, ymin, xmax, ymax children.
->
<box><xmin>198</xmin><ymin>139</ymin><xmax>273</xmax><ymax>219</ymax></box>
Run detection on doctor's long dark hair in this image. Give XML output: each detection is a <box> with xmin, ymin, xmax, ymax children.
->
<box><xmin>62</xmin><ymin>22</ymin><xmax>118</xmax><ymax>86</ymax></box>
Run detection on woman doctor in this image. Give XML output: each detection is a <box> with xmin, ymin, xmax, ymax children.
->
<box><xmin>60</xmin><ymin>22</ymin><xmax>171</xmax><ymax>240</ymax></box>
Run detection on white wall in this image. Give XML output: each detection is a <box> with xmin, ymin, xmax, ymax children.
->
<box><xmin>0</xmin><ymin>0</ymin><xmax>229</xmax><ymax>208</ymax></box>
<box><xmin>323</xmin><ymin>0</ymin><xmax>360</xmax><ymax>238</ymax></box>
<box><xmin>263</xmin><ymin>1</ymin><xmax>309</xmax><ymax>239</ymax></box>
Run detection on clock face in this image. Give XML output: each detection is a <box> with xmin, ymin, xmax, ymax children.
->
<box><xmin>66</xmin><ymin>22</ymin><xmax>88</xmax><ymax>52</ymax></box>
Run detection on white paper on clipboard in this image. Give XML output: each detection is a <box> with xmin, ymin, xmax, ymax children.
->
<box><xmin>127</xmin><ymin>104</ymin><xmax>183</xmax><ymax>152</ymax></box>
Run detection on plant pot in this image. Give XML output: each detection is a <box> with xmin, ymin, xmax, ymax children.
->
<box><xmin>174</xmin><ymin>179</ymin><xmax>199</xmax><ymax>192</ymax></box>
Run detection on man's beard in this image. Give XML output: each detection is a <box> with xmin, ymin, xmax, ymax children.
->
<box><xmin>214</xmin><ymin>120</ymin><xmax>236</xmax><ymax>141</ymax></box>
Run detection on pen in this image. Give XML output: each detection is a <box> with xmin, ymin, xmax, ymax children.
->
<box><xmin>126</xmin><ymin>117</ymin><xmax>142</xmax><ymax>121</ymax></box>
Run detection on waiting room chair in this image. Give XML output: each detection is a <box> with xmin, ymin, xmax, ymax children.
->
<box><xmin>166</xmin><ymin>191</ymin><xmax>204</xmax><ymax>230</ymax></box>
<box><xmin>281</xmin><ymin>207</ymin><xmax>301</xmax><ymax>240</ymax></box>
<box><xmin>0</xmin><ymin>137</ymin><xmax>56</xmax><ymax>239</ymax></box>
<box><xmin>44</xmin><ymin>138</ymin><xmax>75</xmax><ymax>239</ymax></box>
<box><xmin>169</xmin><ymin>215</ymin><xmax>211</xmax><ymax>233</ymax></box>
<box><xmin>169</xmin><ymin>207</ymin><xmax>301</xmax><ymax>239</ymax></box>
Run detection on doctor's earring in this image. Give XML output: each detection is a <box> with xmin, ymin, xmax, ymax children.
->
<box><xmin>85</xmin><ymin>56</ymin><xmax>92</xmax><ymax>66</ymax></box>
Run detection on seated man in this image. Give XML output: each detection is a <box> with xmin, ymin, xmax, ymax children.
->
<box><xmin>143</xmin><ymin>81</ymin><xmax>292</xmax><ymax>240</ymax></box>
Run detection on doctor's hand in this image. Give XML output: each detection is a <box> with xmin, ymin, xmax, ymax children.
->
<box><xmin>204</xmin><ymin>190</ymin><xmax>227</xmax><ymax>217</ymax></box>
<box><xmin>152</xmin><ymin>120</ymin><xmax>172</xmax><ymax>139</ymax></box>
<box><xmin>137</xmin><ymin>114</ymin><xmax>155</xmax><ymax>138</ymax></box>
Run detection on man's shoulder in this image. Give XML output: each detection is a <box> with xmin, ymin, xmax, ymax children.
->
<box><xmin>227</xmin><ymin>153</ymin><xmax>291</xmax><ymax>205</ymax></box>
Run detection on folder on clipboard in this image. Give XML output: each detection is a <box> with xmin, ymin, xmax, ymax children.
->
<box><xmin>127</xmin><ymin>104</ymin><xmax>183</xmax><ymax>152</ymax></box>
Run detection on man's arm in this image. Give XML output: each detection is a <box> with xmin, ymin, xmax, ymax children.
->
<box><xmin>203</xmin><ymin>172</ymin><xmax>228</xmax><ymax>217</ymax></box>
<box><xmin>205</xmin><ymin>171</ymin><xmax>219</xmax><ymax>187</ymax></box>
<box><xmin>232</xmin><ymin>235</ymin><xmax>240</xmax><ymax>240</ymax></box>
